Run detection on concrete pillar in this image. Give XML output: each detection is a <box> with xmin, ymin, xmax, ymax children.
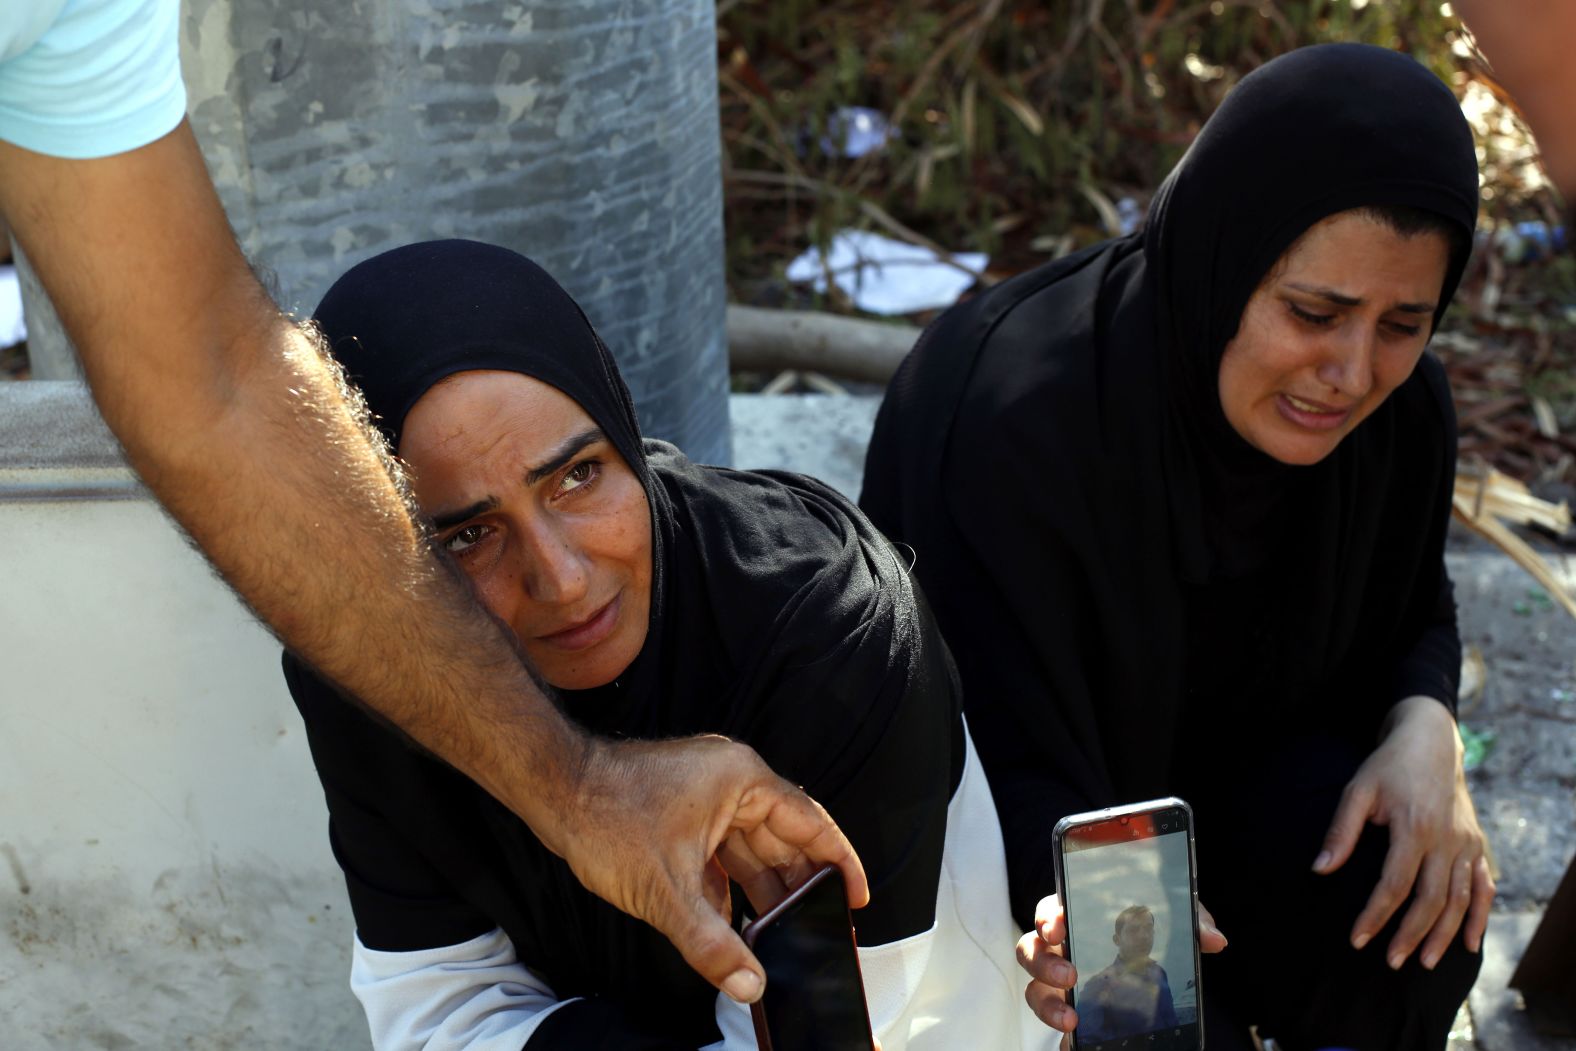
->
<box><xmin>21</xmin><ymin>0</ymin><xmax>731</xmax><ymax>463</ymax></box>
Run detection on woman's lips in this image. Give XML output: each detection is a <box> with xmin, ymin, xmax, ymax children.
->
<box><xmin>538</xmin><ymin>594</ymin><xmax>621</xmax><ymax>652</ymax></box>
<box><xmin>1276</xmin><ymin>392</ymin><xmax>1352</xmax><ymax>431</ymax></box>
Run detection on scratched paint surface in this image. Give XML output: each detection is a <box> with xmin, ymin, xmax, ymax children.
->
<box><xmin>18</xmin><ymin>0</ymin><xmax>730</xmax><ymax>461</ymax></box>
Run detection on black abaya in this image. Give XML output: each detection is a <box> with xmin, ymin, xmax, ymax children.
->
<box><xmin>861</xmin><ymin>44</ymin><xmax>1482</xmax><ymax>1050</ymax></box>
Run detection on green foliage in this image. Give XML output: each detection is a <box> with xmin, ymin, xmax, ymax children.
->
<box><xmin>718</xmin><ymin>0</ymin><xmax>1532</xmax><ymax>301</ymax></box>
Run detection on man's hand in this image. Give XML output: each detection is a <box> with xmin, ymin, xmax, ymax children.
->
<box><xmin>536</xmin><ymin>734</ymin><xmax>867</xmax><ymax>1003</ymax></box>
<box><xmin>1017</xmin><ymin>894</ymin><xmax>1226</xmax><ymax>1047</ymax></box>
<box><xmin>1314</xmin><ymin>696</ymin><xmax>1495</xmax><ymax>970</ymax></box>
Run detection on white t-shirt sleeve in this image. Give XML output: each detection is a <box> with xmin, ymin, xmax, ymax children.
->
<box><xmin>350</xmin><ymin>927</ymin><xmax>581</xmax><ymax>1051</ymax></box>
<box><xmin>0</xmin><ymin>0</ymin><xmax>186</xmax><ymax>159</ymax></box>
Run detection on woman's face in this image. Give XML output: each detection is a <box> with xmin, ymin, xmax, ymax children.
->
<box><xmin>400</xmin><ymin>370</ymin><xmax>653</xmax><ymax>691</ymax></box>
<box><xmin>1217</xmin><ymin>209</ymin><xmax>1451</xmax><ymax>466</ymax></box>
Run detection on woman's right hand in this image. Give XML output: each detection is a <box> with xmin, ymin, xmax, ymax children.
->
<box><xmin>1016</xmin><ymin>894</ymin><xmax>1228</xmax><ymax>1047</ymax></box>
<box><xmin>1017</xmin><ymin>895</ymin><xmax>1079</xmax><ymax>1044</ymax></box>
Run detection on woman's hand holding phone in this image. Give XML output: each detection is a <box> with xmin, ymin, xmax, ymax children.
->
<box><xmin>1016</xmin><ymin>895</ymin><xmax>1079</xmax><ymax>1044</ymax></box>
<box><xmin>1016</xmin><ymin>894</ymin><xmax>1228</xmax><ymax>1045</ymax></box>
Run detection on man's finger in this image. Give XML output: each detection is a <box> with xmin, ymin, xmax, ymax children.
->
<box><xmin>1316</xmin><ymin>778</ymin><xmax>1378</xmax><ymax>874</ymax></box>
<box><xmin>1350</xmin><ymin>832</ymin><xmax>1424</xmax><ymax>952</ymax></box>
<box><xmin>717</xmin><ymin>829</ymin><xmax>791</xmax><ymax>915</ymax></box>
<box><xmin>705</xmin><ymin>855</ymin><xmax>735</xmax><ymax>923</ymax></box>
<box><xmin>668</xmin><ymin>882</ymin><xmax>767</xmax><ymax>1004</ymax></box>
<box><xmin>748</xmin><ymin>777</ymin><xmax>869</xmax><ymax>908</ymax></box>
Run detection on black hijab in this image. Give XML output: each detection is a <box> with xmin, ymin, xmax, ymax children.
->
<box><xmin>291</xmin><ymin>241</ymin><xmax>960</xmax><ymax>1045</ymax></box>
<box><xmin>860</xmin><ymin>44</ymin><xmax>1476</xmax><ymax>927</ymax></box>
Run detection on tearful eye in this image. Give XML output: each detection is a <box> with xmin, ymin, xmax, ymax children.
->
<box><xmin>560</xmin><ymin>460</ymin><xmax>600</xmax><ymax>494</ymax></box>
<box><xmin>443</xmin><ymin>524</ymin><xmax>489</xmax><ymax>555</ymax></box>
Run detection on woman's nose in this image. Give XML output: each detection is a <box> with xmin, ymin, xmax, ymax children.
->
<box><xmin>518</xmin><ymin>522</ymin><xmax>591</xmax><ymax>605</ymax></box>
<box><xmin>1316</xmin><ymin>325</ymin><xmax>1375</xmax><ymax>400</ymax></box>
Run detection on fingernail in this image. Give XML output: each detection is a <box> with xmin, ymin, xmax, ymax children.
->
<box><xmin>1312</xmin><ymin>851</ymin><xmax>1332</xmax><ymax>872</ymax></box>
<box><xmin>1352</xmin><ymin>932</ymin><xmax>1371</xmax><ymax>951</ymax></box>
<box><xmin>1388</xmin><ymin>952</ymin><xmax>1404</xmax><ymax>971</ymax></box>
<box><xmin>1053</xmin><ymin>961</ymin><xmax>1076</xmax><ymax>986</ymax></box>
<box><xmin>1422</xmin><ymin>951</ymin><xmax>1439</xmax><ymax>970</ymax></box>
<box><xmin>723</xmin><ymin>969</ymin><xmax>763</xmax><ymax>1004</ymax></box>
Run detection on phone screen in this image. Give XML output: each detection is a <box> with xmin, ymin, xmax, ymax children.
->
<box><xmin>1060</xmin><ymin>803</ymin><xmax>1201</xmax><ymax>1051</ymax></box>
<box><xmin>744</xmin><ymin>867</ymin><xmax>874</xmax><ymax>1051</ymax></box>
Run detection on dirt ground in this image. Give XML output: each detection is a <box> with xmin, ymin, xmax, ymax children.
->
<box><xmin>1447</xmin><ymin>533</ymin><xmax>1576</xmax><ymax>1051</ymax></box>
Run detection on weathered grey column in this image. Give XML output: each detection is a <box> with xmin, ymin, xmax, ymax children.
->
<box><xmin>21</xmin><ymin>0</ymin><xmax>731</xmax><ymax>463</ymax></box>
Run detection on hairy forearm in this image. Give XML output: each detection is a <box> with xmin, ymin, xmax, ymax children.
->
<box><xmin>0</xmin><ymin>126</ymin><xmax>593</xmax><ymax>841</ymax></box>
<box><xmin>136</xmin><ymin>312</ymin><xmax>578</xmax><ymax>820</ymax></box>
<box><xmin>101</xmin><ymin>302</ymin><xmax>590</xmax><ymax>834</ymax></box>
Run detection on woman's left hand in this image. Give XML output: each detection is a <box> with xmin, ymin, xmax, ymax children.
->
<box><xmin>1314</xmin><ymin>695</ymin><xmax>1495</xmax><ymax>970</ymax></box>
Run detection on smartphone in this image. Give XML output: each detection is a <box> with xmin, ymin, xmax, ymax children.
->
<box><xmin>741</xmin><ymin>865</ymin><xmax>876</xmax><ymax>1051</ymax></box>
<box><xmin>1052</xmin><ymin>797</ymin><xmax>1204</xmax><ymax>1051</ymax></box>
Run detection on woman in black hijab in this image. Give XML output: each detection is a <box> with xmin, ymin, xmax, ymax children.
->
<box><xmin>285</xmin><ymin>240</ymin><xmax>1041</xmax><ymax>1050</ymax></box>
<box><xmin>861</xmin><ymin>44</ymin><xmax>1490</xmax><ymax>1050</ymax></box>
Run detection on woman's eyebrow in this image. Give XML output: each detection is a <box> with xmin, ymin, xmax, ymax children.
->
<box><xmin>431</xmin><ymin>496</ymin><xmax>499</xmax><ymax>532</ymax></box>
<box><xmin>525</xmin><ymin>427</ymin><xmax>608</xmax><ymax>486</ymax></box>
<box><xmin>1285</xmin><ymin>282</ymin><xmax>1437</xmax><ymax>314</ymax></box>
<box><xmin>429</xmin><ymin>429</ymin><xmax>608</xmax><ymax>529</ymax></box>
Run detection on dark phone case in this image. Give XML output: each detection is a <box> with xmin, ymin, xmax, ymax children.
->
<box><xmin>741</xmin><ymin>866</ymin><xmax>875</xmax><ymax>1051</ymax></box>
<box><xmin>1051</xmin><ymin>796</ymin><xmax>1206</xmax><ymax>1051</ymax></box>
<box><xmin>748</xmin><ymin>1000</ymin><xmax>774</xmax><ymax>1051</ymax></box>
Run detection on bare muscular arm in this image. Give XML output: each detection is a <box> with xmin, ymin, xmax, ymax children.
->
<box><xmin>0</xmin><ymin>120</ymin><xmax>582</xmax><ymax>832</ymax></box>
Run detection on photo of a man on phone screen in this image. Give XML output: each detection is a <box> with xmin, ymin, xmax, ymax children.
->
<box><xmin>1077</xmin><ymin>904</ymin><xmax>1178</xmax><ymax>1041</ymax></box>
